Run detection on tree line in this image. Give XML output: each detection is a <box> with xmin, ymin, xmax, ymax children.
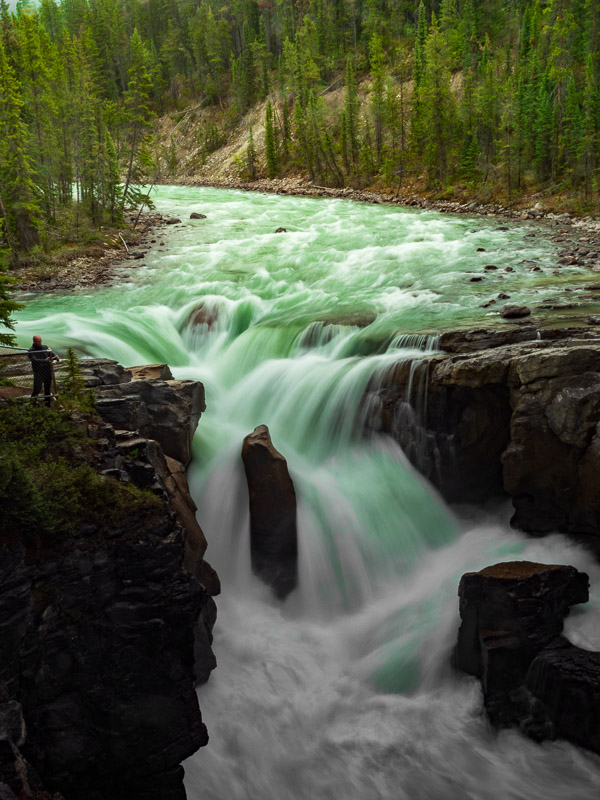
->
<box><xmin>0</xmin><ymin>0</ymin><xmax>599</xmax><ymax>266</ymax></box>
<box><xmin>0</xmin><ymin>0</ymin><xmax>156</xmax><ymax>260</ymax></box>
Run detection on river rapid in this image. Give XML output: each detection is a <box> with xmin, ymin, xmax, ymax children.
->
<box><xmin>13</xmin><ymin>186</ymin><xmax>600</xmax><ymax>799</ymax></box>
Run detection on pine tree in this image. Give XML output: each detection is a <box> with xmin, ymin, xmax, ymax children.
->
<box><xmin>369</xmin><ymin>33</ymin><xmax>385</xmax><ymax>167</ymax></box>
<box><xmin>562</xmin><ymin>76</ymin><xmax>584</xmax><ymax>185</ymax></box>
<box><xmin>264</xmin><ymin>99</ymin><xmax>278</xmax><ymax>178</ymax></box>
<box><xmin>414</xmin><ymin>0</ymin><xmax>427</xmax><ymax>88</ymax></box>
<box><xmin>121</xmin><ymin>28</ymin><xmax>155</xmax><ymax>213</ymax></box>
<box><xmin>476</xmin><ymin>38</ymin><xmax>501</xmax><ymax>181</ymax></box>
<box><xmin>422</xmin><ymin>13</ymin><xmax>457</xmax><ymax>186</ymax></box>
<box><xmin>0</xmin><ymin>38</ymin><xmax>40</xmax><ymax>252</ymax></box>
<box><xmin>343</xmin><ymin>55</ymin><xmax>359</xmax><ymax>171</ymax></box>
<box><xmin>293</xmin><ymin>98</ymin><xmax>314</xmax><ymax>181</ymax></box>
<box><xmin>246</xmin><ymin>121</ymin><xmax>257</xmax><ymax>179</ymax></box>
<box><xmin>0</xmin><ymin>260</ymin><xmax>21</xmax><ymax>346</ymax></box>
<box><xmin>534</xmin><ymin>70</ymin><xmax>554</xmax><ymax>182</ymax></box>
<box><xmin>582</xmin><ymin>54</ymin><xmax>600</xmax><ymax>199</ymax></box>
<box><xmin>17</xmin><ymin>12</ymin><xmax>57</xmax><ymax>219</ymax></box>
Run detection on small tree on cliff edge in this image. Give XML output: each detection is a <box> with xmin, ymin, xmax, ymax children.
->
<box><xmin>0</xmin><ymin>255</ymin><xmax>21</xmax><ymax>347</ymax></box>
<box><xmin>265</xmin><ymin>100</ymin><xmax>279</xmax><ymax>178</ymax></box>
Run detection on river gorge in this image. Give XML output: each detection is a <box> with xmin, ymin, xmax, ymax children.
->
<box><xmin>12</xmin><ymin>186</ymin><xmax>600</xmax><ymax>799</ymax></box>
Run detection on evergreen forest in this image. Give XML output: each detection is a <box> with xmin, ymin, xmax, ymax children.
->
<box><xmin>1</xmin><ymin>0</ymin><xmax>600</xmax><ymax>263</ymax></box>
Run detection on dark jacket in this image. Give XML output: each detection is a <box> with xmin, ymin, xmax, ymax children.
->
<box><xmin>28</xmin><ymin>344</ymin><xmax>58</xmax><ymax>375</ymax></box>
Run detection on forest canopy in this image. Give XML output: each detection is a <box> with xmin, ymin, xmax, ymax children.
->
<box><xmin>0</xmin><ymin>0</ymin><xmax>599</xmax><ymax>261</ymax></box>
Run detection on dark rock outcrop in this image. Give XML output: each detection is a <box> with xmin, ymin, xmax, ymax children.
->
<box><xmin>0</xmin><ymin>358</ymin><xmax>218</xmax><ymax>800</ymax></box>
<box><xmin>369</xmin><ymin>327</ymin><xmax>600</xmax><ymax>551</ymax></box>
<box><xmin>241</xmin><ymin>425</ymin><xmax>298</xmax><ymax>599</ymax></box>
<box><xmin>526</xmin><ymin>642</ymin><xmax>600</xmax><ymax>751</ymax></box>
<box><xmin>95</xmin><ymin>378</ymin><xmax>205</xmax><ymax>466</ymax></box>
<box><xmin>1</xmin><ymin>517</ymin><xmax>207</xmax><ymax>800</ymax></box>
<box><xmin>454</xmin><ymin>561</ymin><xmax>600</xmax><ymax>754</ymax></box>
<box><xmin>367</xmin><ymin>358</ymin><xmax>512</xmax><ymax>503</ymax></box>
<box><xmin>190</xmin><ymin>213</ymin><xmax>206</xmax><ymax>219</ymax></box>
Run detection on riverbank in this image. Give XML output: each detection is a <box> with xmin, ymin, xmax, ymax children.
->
<box><xmin>161</xmin><ymin>175</ymin><xmax>600</xmax><ymax>232</ymax></box>
<box><xmin>14</xmin><ymin>180</ymin><xmax>600</xmax><ymax>297</ymax></box>
<box><xmin>11</xmin><ymin>211</ymin><xmax>173</xmax><ymax>294</ymax></box>
<box><xmin>165</xmin><ymin>177</ymin><xmax>600</xmax><ymax>277</ymax></box>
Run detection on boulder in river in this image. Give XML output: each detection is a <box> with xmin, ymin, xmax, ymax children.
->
<box><xmin>165</xmin><ymin>217</ymin><xmax>181</xmax><ymax>224</ymax></box>
<box><xmin>501</xmin><ymin>304</ymin><xmax>531</xmax><ymax>318</ymax></box>
<box><xmin>454</xmin><ymin>561</ymin><xmax>600</xmax><ymax>754</ymax></box>
<box><xmin>186</xmin><ymin>303</ymin><xmax>219</xmax><ymax>331</ymax></box>
<box><xmin>241</xmin><ymin>425</ymin><xmax>298</xmax><ymax>599</ymax></box>
<box><xmin>190</xmin><ymin>212</ymin><xmax>207</xmax><ymax>219</ymax></box>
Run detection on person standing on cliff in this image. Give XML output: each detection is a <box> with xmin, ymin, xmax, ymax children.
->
<box><xmin>28</xmin><ymin>335</ymin><xmax>60</xmax><ymax>407</ymax></box>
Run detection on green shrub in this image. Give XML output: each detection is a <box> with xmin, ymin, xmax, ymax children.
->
<box><xmin>59</xmin><ymin>348</ymin><xmax>96</xmax><ymax>413</ymax></box>
<box><xmin>0</xmin><ymin>402</ymin><xmax>161</xmax><ymax>539</ymax></box>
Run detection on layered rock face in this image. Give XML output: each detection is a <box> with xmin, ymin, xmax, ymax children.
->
<box><xmin>1</xmin><ymin>518</ymin><xmax>206</xmax><ymax>800</ymax></box>
<box><xmin>241</xmin><ymin>425</ymin><xmax>298</xmax><ymax>599</ymax></box>
<box><xmin>94</xmin><ymin>370</ymin><xmax>206</xmax><ymax>466</ymax></box>
<box><xmin>0</xmin><ymin>359</ymin><xmax>218</xmax><ymax>800</ymax></box>
<box><xmin>455</xmin><ymin>561</ymin><xmax>600</xmax><ymax>753</ymax></box>
<box><xmin>368</xmin><ymin>327</ymin><xmax>600</xmax><ymax>550</ymax></box>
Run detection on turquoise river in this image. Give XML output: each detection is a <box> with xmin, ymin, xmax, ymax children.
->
<box><xmin>12</xmin><ymin>186</ymin><xmax>600</xmax><ymax>799</ymax></box>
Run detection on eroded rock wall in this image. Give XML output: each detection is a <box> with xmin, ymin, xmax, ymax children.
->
<box><xmin>1</xmin><ymin>519</ymin><xmax>206</xmax><ymax>800</ymax></box>
<box><xmin>369</xmin><ymin>327</ymin><xmax>600</xmax><ymax>551</ymax></box>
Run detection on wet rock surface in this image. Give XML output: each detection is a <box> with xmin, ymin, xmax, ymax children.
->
<box><xmin>369</xmin><ymin>326</ymin><xmax>600</xmax><ymax>551</ymax></box>
<box><xmin>455</xmin><ymin>561</ymin><xmax>600</xmax><ymax>754</ymax></box>
<box><xmin>241</xmin><ymin>425</ymin><xmax>298</xmax><ymax>599</ymax></box>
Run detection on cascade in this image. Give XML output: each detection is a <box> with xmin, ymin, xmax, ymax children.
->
<box><xmin>12</xmin><ymin>186</ymin><xmax>600</xmax><ymax>800</ymax></box>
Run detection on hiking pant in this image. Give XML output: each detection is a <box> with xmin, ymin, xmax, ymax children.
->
<box><xmin>32</xmin><ymin>371</ymin><xmax>52</xmax><ymax>406</ymax></box>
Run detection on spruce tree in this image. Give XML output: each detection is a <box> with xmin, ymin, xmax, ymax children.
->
<box><xmin>246</xmin><ymin>121</ymin><xmax>257</xmax><ymax>179</ymax></box>
<box><xmin>264</xmin><ymin>99</ymin><xmax>278</xmax><ymax>178</ymax></box>
<box><xmin>414</xmin><ymin>0</ymin><xmax>427</xmax><ymax>88</ymax></box>
<box><xmin>343</xmin><ymin>55</ymin><xmax>359</xmax><ymax>170</ymax></box>
<box><xmin>0</xmin><ymin>260</ymin><xmax>20</xmax><ymax>346</ymax></box>
<box><xmin>121</xmin><ymin>28</ymin><xmax>155</xmax><ymax>213</ymax></box>
<box><xmin>369</xmin><ymin>34</ymin><xmax>385</xmax><ymax>167</ymax></box>
<box><xmin>422</xmin><ymin>13</ymin><xmax>457</xmax><ymax>186</ymax></box>
<box><xmin>0</xmin><ymin>38</ymin><xmax>40</xmax><ymax>252</ymax></box>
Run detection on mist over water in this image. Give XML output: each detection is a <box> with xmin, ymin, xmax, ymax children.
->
<box><xmin>13</xmin><ymin>187</ymin><xmax>600</xmax><ymax>798</ymax></box>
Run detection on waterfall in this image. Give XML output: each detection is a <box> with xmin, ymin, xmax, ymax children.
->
<box><xmin>11</xmin><ymin>185</ymin><xmax>600</xmax><ymax>800</ymax></box>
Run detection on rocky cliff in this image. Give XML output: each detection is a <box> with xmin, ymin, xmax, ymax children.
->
<box><xmin>367</xmin><ymin>325</ymin><xmax>600</xmax><ymax>552</ymax></box>
<box><xmin>0</xmin><ymin>359</ymin><xmax>218</xmax><ymax>800</ymax></box>
<box><xmin>455</xmin><ymin>561</ymin><xmax>600</xmax><ymax>753</ymax></box>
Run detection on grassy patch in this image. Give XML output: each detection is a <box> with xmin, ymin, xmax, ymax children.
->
<box><xmin>0</xmin><ymin>403</ymin><xmax>161</xmax><ymax>541</ymax></box>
